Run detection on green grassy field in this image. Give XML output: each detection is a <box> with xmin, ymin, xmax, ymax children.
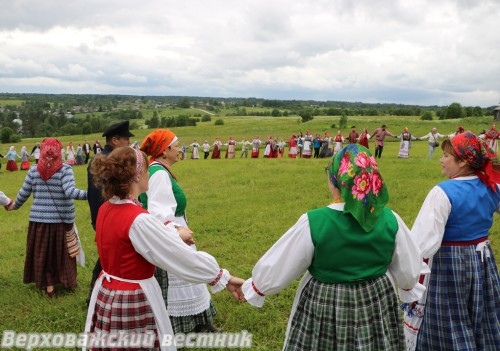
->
<box><xmin>0</xmin><ymin>115</ymin><xmax>499</xmax><ymax>350</ymax></box>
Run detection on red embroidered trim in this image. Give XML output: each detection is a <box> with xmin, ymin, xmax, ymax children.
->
<box><xmin>164</xmin><ymin>220</ymin><xmax>171</xmax><ymax>226</ymax></box>
<box><xmin>209</xmin><ymin>269</ymin><xmax>223</xmax><ymax>286</ymax></box>
<box><xmin>252</xmin><ymin>281</ymin><xmax>265</xmax><ymax>296</ymax></box>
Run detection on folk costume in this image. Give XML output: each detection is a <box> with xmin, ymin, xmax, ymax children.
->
<box><xmin>302</xmin><ymin>132</ymin><xmax>313</xmax><ymax>158</ymax></box>
<box><xmin>333</xmin><ymin>132</ymin><xmax>344</xmax><ymax>155</ymax></box>
<box><xmin>189</xmin><ymin>142</ymin><xmax>200</xmax><ymax>159</ymax></box>
<box><xmin>140</xmin><ymin>130</ymin><xmax>217</xmax><ymax>334</ymax></box>
<box><xmin>211</xmin><ymin>139</ymin><xmax>222</xmax><ymax>159</ymax></box>
<box><xmin>359</xmin><ymin>130</ymin><xmax>370</xmax><ymax>149</ymax></box>
<box><xmin>370</xmin><ymin>126</ymin><xmax>395</xmax><ymax>159</ymax></box>
<box><xmin>242</xmin><ymin>145</ymin><xmax>422</xmax><ymax>351</ymax></box>
<box><xmin>12</xmin><ymin>138</ymin><xmax>87</xmax><ymax>291</ymax></box>
<box><xmin>85</xmin><ymin>197</ymin><xmax>232</xmax><ymax>351</ymax></box>
<box><xmin>66</xmin><ymin>144</ymin><xmax>76</xmax><ymax>165</ymax></box>
<box><xmin>251</xmin><ymin>137</ymin><xmax>262</xmax><ymax>158</ymax></box>
<box><xmin>288</xmin><ymin>135</ymin><xmax>298</xmax><ymax>158</ymax></box>
<box><xmin>225</xmin><ymin>138</ymin><xmax>236</xmax><ymax>159</ymax></box>
<box><xmin>396</xmin><ymin>128</ymin><xmax>417</xmax><ymax>158</ymax></box>
<box><xmin>348</xmin><ymin>127</ymin><xmax>359</xmax><ymax>144</ymax></box>
<box><xmin>405</xmin><ymin>132</ymin><xmax>500</xmax><ymax>351</ymax></box>
<box><xmin>20</xmin><ymin>146</ymin><xmax>30</xmax><ymax>170</ymax></box>
<box><xmin>484</xmin><ymin>124</ymin><xmax>499</xmax><ymax>153</ymax></box>
<box><xmin>4</xmin><ymin>146</ymin><xmax>20</xmax><ymax>171</ymax></box>
<box><xmin>263</xmin><ymin>136</ymin><xmax>273</xmax><ymax>158</ymax></box>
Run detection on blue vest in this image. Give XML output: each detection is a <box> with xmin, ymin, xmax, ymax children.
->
<box><xmin>438</xmin><ymin>178</ymin><xmax>500</xmax><ymax>241</ymax></box>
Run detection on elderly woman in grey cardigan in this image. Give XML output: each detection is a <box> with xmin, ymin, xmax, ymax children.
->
<box><xmin>9</xmin><ymin>138</ymin><xmax>87</xmax><ymax>297</ymax></box>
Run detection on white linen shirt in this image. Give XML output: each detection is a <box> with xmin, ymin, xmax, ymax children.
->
<box><xmin>146</xmin><ymin>166</ymin><xmax>187</xmax><ymax>227</ymax></box>
<box><xmin>242</xmin><ymin>203</ymin><xmax>422</xmax><ymax>307</ymax></box>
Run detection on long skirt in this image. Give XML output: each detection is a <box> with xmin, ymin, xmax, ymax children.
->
<box><xmin>284</xmin><ymin>275</ymin><xmax>404</xmax><ymax>351</ymax></box>
<box><xmin>24</xmin><ymin>221</ymin><xmax>77</xmax><ymax>289</ymax></box>
<box><xmin>302</xmin><ymin>142</ymin><xmax>312</xmax><ymax>158</ymax></box>
<box><xmin>211</xmin><ymin>146</ymin><xmax>220</xmax><ymax>159</ymax></box>
<box><xmin>288</xmin><ymin>147</ymin><xmax>297</xmax><ymax>158</ymax></box>
<box><xmin>21</xmin><ymin>160</ymin><xmax>30</xmax><ymax>170</ymax></box>
<box><xmin>398</xmin><ymin>141</ymin><xmax>410</xmax><ymax>158</ymax></box>
<box><xmin>226</xmin><ymin>145</ymin><xmax>235</xmax><ymax>159</ymax></box>
<box><xmin>191</xmin><ymin>148</ymin><xmax>199</xmax><ymax>159</ymax></box>
<box><xmin>90</xmin><ymin>284</ymin><xmax>159</xmax><ymax>350</ymax></box>
<box><xmin>251</xmin><ymin>148</ymin><xmax>259</xmax><ymax>158</ymax></box>
<box><xmin>416</xmin><ymin>244</ymin><xmax>500</xmax><ymax>351</ymax></box>
<box><xmin>6</xmin><ymin>160</ymin><xmax>18</xmax><ymax>171</ymax></box>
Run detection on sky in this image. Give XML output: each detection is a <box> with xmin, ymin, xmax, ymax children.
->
<box><xmin>0</xmin><ymin>0</ymin><xmax>499</xmax><ymax>107</ymax></box>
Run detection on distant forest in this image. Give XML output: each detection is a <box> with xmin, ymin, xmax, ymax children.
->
<box><xmin>0</xmin><ymin>93</ymin><xmax>495</xmax><ymax>143</ymax></box>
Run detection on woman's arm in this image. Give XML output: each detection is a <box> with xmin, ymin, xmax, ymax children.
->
<box><xmin>241</xmin><ymin>214</ymin><xmax>314</xmax><ymax>307</ymax></box>
<box><xmin>130</xmin><ymin>214</ymin><xmax>232</xmax><ymax>293</ymax></box>
<box><xmin>411</xmin><ymin>186</ymin><xmax>450</xmax><ymax>258</ymax></box>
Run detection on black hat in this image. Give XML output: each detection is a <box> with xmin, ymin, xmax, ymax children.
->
<box><xmin>102</xmin><ymin>121</ymin><xmax>135</xmax><ymax>137</ymax></box>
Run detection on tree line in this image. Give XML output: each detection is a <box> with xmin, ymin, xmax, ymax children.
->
<box><xmin>0</xmin><ymin>93</ymin><xmax>495</xmax><ymax>143</ymax></box>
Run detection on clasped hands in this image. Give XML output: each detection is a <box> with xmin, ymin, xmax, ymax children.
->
<box><xmin>174</xmin><ymin>226</ymin><xmax>247</xmax><ymax>302</ymax></box>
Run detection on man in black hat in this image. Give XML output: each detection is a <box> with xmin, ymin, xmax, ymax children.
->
<box><xmin>86</xmin><ymin>120</ymin><xmax>134</xmax><ymax>305</ymax></box>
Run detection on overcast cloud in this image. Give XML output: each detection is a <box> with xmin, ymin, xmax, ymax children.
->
<box><xmin>0</xmin><ymin>0</ymin><xmax>499</xmax><ymax>106</ymax></box>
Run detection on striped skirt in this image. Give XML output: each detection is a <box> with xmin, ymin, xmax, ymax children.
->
<box><xmin>416</xmin><ymin>244</ymin><xmax>500</xmax><ymax>351</ymax></box>
<box><xmin>89</xmin><ymin>285</ymin><xmax>159</xmax><ymax>351</ymax></box>
<box><xmin>24</xmin><ymin>221</ymin><xmax>77</xmax><ymax>289</ymax></box>
<box><xmin>284</xmin><ymin>275</ymin><xmax>405</xmax><ymax>351</ymax></box>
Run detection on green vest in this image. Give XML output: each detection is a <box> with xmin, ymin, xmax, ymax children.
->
<box><xmin>139</xmin><ymin>164</ymin><xmax>187</xmax><ymax>218</ymax></box>
<box><xmin>307</xmin><ymin>206</ymin><xmax>398</xmax><ymax>284</ymax></box>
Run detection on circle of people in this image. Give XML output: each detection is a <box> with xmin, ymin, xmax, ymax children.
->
<box><xmin>1</xmin><ymin>119</ymin><xmax>500</xmax><ymax>351</ymax></box>
<box><xmin>163</xmin><ymin>124</ymin><xmax>500</xmax><ymax>162</ymax></box>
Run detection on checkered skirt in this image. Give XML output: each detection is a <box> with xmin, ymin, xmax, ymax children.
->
<box><xmin>24</xmin><ymin>221</ymin><xmax>77</xmax><ymax>289</ymax></box>
<box><xmin>416</xmin><ymin>244</ymin><xmax>500</xmax><ymax>351</ymax></box>
<box><xmin>284</xmin><ymin>275</ymin><xmax>405</xmax><ymax>351</ymax></box>
<box><xmin>90</xmin><ymin>285</ymin><xmax>159</xmax><ymax>351</ymax></box>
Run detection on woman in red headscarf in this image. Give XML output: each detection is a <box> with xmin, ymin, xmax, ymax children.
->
<box><xmin>139</xmin><ymin>129</ymin><xmax>220</xmax><ymax>334</ymax></box>
<box><xmin>9</xmin><ymin>138</ymin><xmax>87</xmax><ymax>297</ymax></box>
<box><xmin>404</xmin><ymin>132</ymin><xmax>500</xmax><ymax>351</ymax></box>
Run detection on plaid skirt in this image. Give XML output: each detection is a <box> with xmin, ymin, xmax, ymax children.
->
<box><xmin>24</xmin><ymin>221</ymin><xmax>77</xmax><ymax>289</ymax></box>
<box><xmin>284</xmin><ymin>275</ymin><xmax>405</xmax><ymax>351</ymax></box>
<box><xmin>416</xmin><ymin>244</ymin><xmax>500</xmax><ymax>351</ymax></box>
<box><xmin>90</xmin><ymin>285</ymin><xmax>159</xmax><ymax>351</ymax></box>
<box><xmin>155</xmin><ymin>268</ymin><xmax>217</xmax><ymax>334</ymax></box>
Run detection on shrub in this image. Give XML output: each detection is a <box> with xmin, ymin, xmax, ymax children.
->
<box><xmin>214</xmin><ymin>119</ymin><xmax>224</xmax><ymax>126</ymax></box>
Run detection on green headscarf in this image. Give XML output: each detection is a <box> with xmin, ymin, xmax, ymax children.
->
<box><xmin>328</xmin><ymin>144</ymin><xmax>389</xmax><ymax>232</ymax></box>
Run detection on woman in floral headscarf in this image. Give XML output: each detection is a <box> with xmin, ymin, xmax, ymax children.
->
<box><xmin>9</xmin><ymin>138</ymin><xmax>87</xmax><ymax>297</ymax></box>
<box><xmin>405</xmin><ymin>131</ymin><xmax>500</xmax><ymax>351</ymax></box>
<box><xmin>139</xmin><ymin>129</ymin><xmax>219</xmax><ymax>334</ymax></box>
<box><xmin>241</xmin><ymin>144</ymin><xmax>422</xmax><ymax>350</ymax></box>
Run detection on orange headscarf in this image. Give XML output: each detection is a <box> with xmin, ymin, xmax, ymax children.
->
<box><xmin>140</xmin><ymin>129</ymin><xmax>177</xmax><ymax>163</ymax></box>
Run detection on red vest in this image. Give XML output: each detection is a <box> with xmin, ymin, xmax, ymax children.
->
<box><xmin>96</xmin><ymin>202</ymin><xmax>155</xmax><ymax>281</ymax></box>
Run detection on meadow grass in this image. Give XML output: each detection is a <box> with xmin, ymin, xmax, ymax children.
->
<box><xmin>0</xmin><ymin>115</ymin><xmax>499</xmax><ymax>350</ymax></box>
